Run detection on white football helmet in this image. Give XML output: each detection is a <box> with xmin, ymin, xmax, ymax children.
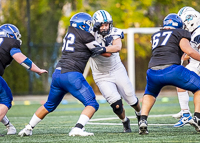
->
<box><xmin>177</xmin><ymin>6</ymin><xmax>195</xmax><ymax>17</ymax></box>
<box><xmin>180</xmin><ymin>10</ymin><xmax>200</xmax><ymax>32</ymax></box>
<box><xmin>92</xmin><ymin>10</ymin><xmax>113</xmax><ymax>36</ymax></box>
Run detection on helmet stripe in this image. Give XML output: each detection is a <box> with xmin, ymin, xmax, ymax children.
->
<box><xmin>100</xmin><ymin>10</ymin><xmax>107</xmax><ymax>22</ymax></box>
<box><xmin>8</xmin><ymin>25</ymin><xmax>15</xmax><ymax>33</ymax></box>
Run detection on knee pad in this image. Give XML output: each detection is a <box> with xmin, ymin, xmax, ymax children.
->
<box><xmin>111</xmin><ymin>99</ymin><xmax>123</xmax><ymax>115</ymax></box>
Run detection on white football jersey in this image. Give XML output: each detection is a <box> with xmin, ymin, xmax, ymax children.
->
<box><xmin>188</xmin><ymin>27</ymin><xmax>200</xmax><ymax>67</ymax></box>
<box><xmin>90</xmin><ymin>27</ymin><xmax>124</xmax><ymax>76</ymax></box>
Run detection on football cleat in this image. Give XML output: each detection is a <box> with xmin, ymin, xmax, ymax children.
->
<box><xmin>174</xmin><ymin>113</ymin><xmax>192</xmax><ymax>127</ymax></box>
<box><xmin>6</xmin><ymin>123</ymin><xmax>16</xmax><ymax>135</ymax></box>
<box><xmin>172</xmin><ymin>111</ymin><xmax>182</xmax><ymax>119</ymax></box>
<box><xmin>122</xmin><ymin>118</ymin><xmax>132</xmax><ymax>133</ymax></box>
<box><xmin>69</xmin><ymin>127</ymin><xmax>94</xmax><ymax>136</ymax></box>
<box><xmin>139</xmin><ymin>119</ymin><xmax>149</xmax><ymax>135</ymax></box>
<box><xmin>18</xmin><ymin>124</ymin><xmax>33</xmax><ymax>137</ymax></box>
<box><xmin>189</xmin><ymin>116</ymin><xmax>200</xmax><ymax>132</ymax></box>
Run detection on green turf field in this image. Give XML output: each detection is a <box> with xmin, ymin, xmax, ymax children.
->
<box><xmin>0</xmin><ymin>95</ymin><xmax>199</xmax><ymax>143</ymax></box>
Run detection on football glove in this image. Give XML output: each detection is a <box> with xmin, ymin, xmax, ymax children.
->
<box><xmin>91</xmin><ymin>44</ymin><xmax>106</xmax><ymax>57</ymax></box>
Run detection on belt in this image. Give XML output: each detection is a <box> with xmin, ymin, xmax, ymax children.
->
<box><xmin>150</xmin><ymin>64</ymin><xmax>172</xmax><ymax>70</ymax></box>
<box><xmin>56</xmin><ymin>67</ymin><xmax>61</xmax><ymax>70</ymax></box>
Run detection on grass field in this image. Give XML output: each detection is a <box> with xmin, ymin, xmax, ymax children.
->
<box><xmin>0</xmin><ymin>94</ymin><xmax>199</xmax><ymax>143</ymax></box>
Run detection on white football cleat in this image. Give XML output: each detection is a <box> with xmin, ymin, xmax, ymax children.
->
<box><xmin>6</xmin><ymin>123</ymin><xmax>16</xmax><ymax>135</ymax></box>
<box><xmin>172</xmin><ymin>111</ymin><xmax>182</xmax><ymax>119</ymax></box>
<box><xmin>18</xmin><ymin>124</ymin><xmax>33</xmax><ymax>137</ymax></box>
<box><xmin>69</xmin><ymin>127</ymin><xmax>94</xmax><ymax>136</ymax></box>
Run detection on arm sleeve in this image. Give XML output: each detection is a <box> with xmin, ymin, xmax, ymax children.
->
<box><xmin>10</xmin><ymin>48</ymin><xmax>22</xmax><ymax>56</ymax></box>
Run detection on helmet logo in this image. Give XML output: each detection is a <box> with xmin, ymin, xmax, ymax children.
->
<box><xmin>72</xmin><ymin>23</ymin><xmax>77</xmax><ymax>27</ymax></box>
<box><xmin>164</xmin><ymin>19</ymin><xmax>178</xmax><ymax>26</ymax></box>
<box><xmin>185</xmin><ymin>15</ymin><xmax>194</xmax><ymax>22</ymax></box>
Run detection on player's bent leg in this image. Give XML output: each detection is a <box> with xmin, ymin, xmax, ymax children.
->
<box><xmin>111</xmin><ymin>100</ymin><xmax>132</xmax><ymax>133</ymax></box>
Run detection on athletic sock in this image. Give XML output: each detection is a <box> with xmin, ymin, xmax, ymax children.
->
<box><xmin>194</xmin><ymin>112</ymin><xmax>200</xmax><ymax>119</ymax></box>
<box><xmin>76</xmin><ymin>114</ymin><xmax>90</xmax><ymax>128</ymax></box>
<box><xmin>135</xmin><ymin>110</ymin><xmax>141</xmax><ymax>116</ymax></box>
<box><xmin>1</xmin><ymin>115</ymin><xmax>9</xmax><ymax>126</ymax></box>
<box><xmin>177</xmin><ymin>91</ymin><xmax>190</xmax><ymax>110</ymax></box>
<box><xmin>140</xmin><ymin>115</ymin><xmax>147</xmax><ymax>121</ymax></box>
<box><xmin>29</xmin><ymin>114</ymin><xmax>42</xmax><ymax>128</ymax></box>
<box><xmin>121</xmin><ymin>116</ymin><xmax>128</xmax><ymax>122</ymax></box>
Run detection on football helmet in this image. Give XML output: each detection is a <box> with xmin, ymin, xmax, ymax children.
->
<box><xmin>0</xmin><ymin>24</ymin><xmax>22</xmax><ymax>44</ymax></box>
<box><xmin>163</xmin><ymin>13</ymin><xmax>183</xmax><ymax>29</ymax></box>
<box><xmin>180</xmin><ymin>10</ymin><xmax>200</xmax><ymax>32</ymax></box>
<box><xmin>178</xmin><ymin>6</ymin><xmax>195</xmax><ymax>17</ymax></box>
<box><xmin>92</xmin><ymin>10</ymin><xmax>113</xmax><ymax>36</ymax></box>
<box><xmin>70</xmin><ymin>12</ymin><xmax>92</xmax><ymax>32</ymax></box>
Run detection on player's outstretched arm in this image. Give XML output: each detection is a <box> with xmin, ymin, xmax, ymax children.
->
<box><xmin>12</xmin><ymin>52</ymin><xmax>48</xmax><ymax>75</ymax></box>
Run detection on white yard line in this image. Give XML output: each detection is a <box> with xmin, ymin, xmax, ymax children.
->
<box><xmin>90</xmin><ymin>114</ymin><xmax>174</xmax><ymax>121</ymax></box>
<box><xmin>87</xmin><ymin>122</ymin><xmax>176</xmax><ymax>126</ymax></box>
<box><xmin>88</xmin><ymin>114</ymin><xmax>185</xmax><ymax>126</ymax></box>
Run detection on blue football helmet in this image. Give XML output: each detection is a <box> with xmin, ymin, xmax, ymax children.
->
<box><xmin>163</xmin><ymin>13</ymin><xmax>183</xmax><ymax>29</ymax></box>
<box><xmin>70</xmin><ymin>12</ymin><xmax>92</xmax><ymax>32</ymax></box>
<box><xmin>0</xmin><ymin>24</ymin><xmax>22</xmax><ymax>44</ymax></box>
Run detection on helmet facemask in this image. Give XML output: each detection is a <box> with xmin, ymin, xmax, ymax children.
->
<box><xmin>98</xmin><ymin>22</ymin><xmax>113</xmax><ymax>37</ymax></box>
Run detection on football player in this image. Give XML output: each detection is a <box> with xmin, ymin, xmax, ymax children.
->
<box><xmin>139</xmin><ymin>13</ymin><xmax>200</xmax><ymax>134</ymax></box>
<box><xmin>172</xmin><ymin>7</ymin><xmax>200</xmax><ymax>128</ymax></box>
<box><xmin>18</xmin><ymin>12</ymin><xmax>110</xmax><ymax>137</ymax></box>
<box><xmin>90</xmin><ymin>10</ymin><xmax>141</xmax><ymax>133</ymax></box>
<box><xmin>0</xmin><ymin>24</ymin><xmax>47</xmax><ymax>136</ymax></box>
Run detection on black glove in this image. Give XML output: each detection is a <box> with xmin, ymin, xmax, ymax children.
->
<box><xmin>91</xmin><ymin>44</ymin><xmax>106</xmax><ymax>57</ymax></box>
<box><xmin>93</xmin><ymin>22</ymin><xmax>101</xmax><ymax>32</ymax></box>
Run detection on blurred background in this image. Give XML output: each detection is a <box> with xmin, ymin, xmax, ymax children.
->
<box><xmin>0</xmin><ymin>0</ymin><xmax>199</xmax><ymax>95</ymax></box>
